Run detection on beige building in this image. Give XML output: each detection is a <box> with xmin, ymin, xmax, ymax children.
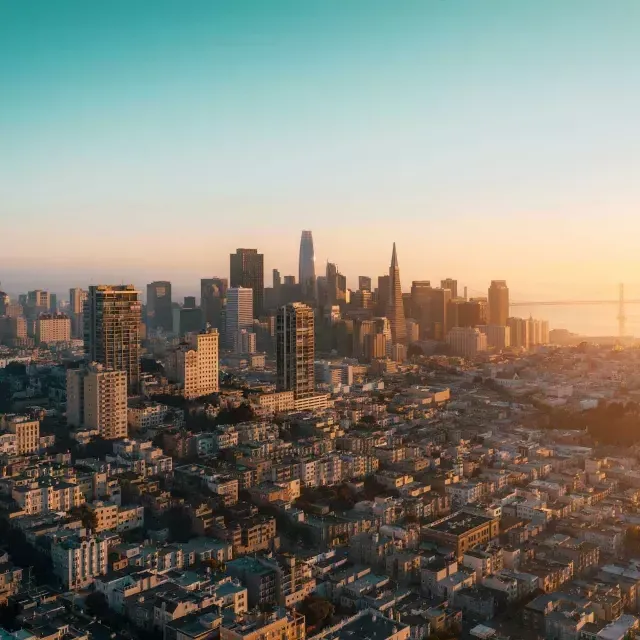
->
<box><xmin>446</xmin><ymin>327</ymin><xmax>488</xmax><ymax>358</ymax></box>
<box><xmin>12</xmin><ymin>477</ymin><xmax>84</xmax><ymax>515</ymax></box>
<box><xmin>36</xmin><ymin>313</ymin><xmax>71</xmax><ymax>344</ymax></box>
<box><xmin>67</xmin><ymin>363</ymin><xmax>128</xmax><ymax>440</ymax></box>
<box><xmin>507</xmin><ymin>317</ymin><xmax>530</xmax><ymax>349</ymax></box>
<box><xmin>166</xmin><ymin>328</ymin><xmax>219</xmax><ymax>399</ymax></box>
<box><xmin>221</xmin><ymin>609</ymin><xmax>305</xmax><ymax>640</ymax></box>
<box><xmin>69</xmin><ymin>288</ymin><xmax>88</xmax><ymax>338</ymax></box>
<box><xmin>1</xmin><ymin>414</ymin><xmax>40</xmax><ymax>454</ymax></box>
<box><xmin>477</xmin><ymin>324</ymin><xmax>511</xmax><ymax>350</ymax></box>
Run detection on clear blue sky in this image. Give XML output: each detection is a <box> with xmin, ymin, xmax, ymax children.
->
<box><xmin>2</xmin><ymin>0</ymin><xmax>640</xmax><ymax>303</ymax></box>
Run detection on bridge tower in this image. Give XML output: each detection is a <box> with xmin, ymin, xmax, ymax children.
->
<box><xmin>618</xmin><ymin>283</ymin><xmax>626</xmax><ymax>338</ymax></box>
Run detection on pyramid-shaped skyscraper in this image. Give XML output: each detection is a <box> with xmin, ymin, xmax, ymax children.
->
<box><xmin>387</xmin><ymin>242</ymin><xmax>406</xmax><ymax>345</ymax></box>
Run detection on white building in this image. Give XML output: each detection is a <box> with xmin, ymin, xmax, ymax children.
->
<box><xmin>166</xmin><ymin>329</ymin><xmax>219</xmax><ymax>399</ymax></box>
<box><xmin>52</xmin><ymin>534</ymin><xmax>112</xmax><ymax>589</ymax></box>
<box><xmin>225</xmin><ymin>288</ymin><xmax>253</xmax><ymax>348</ymax></box>
<box><xmin>36</xmin><ymin>313</ymin><xmax>71</xmax><ymax>344</ymax></box>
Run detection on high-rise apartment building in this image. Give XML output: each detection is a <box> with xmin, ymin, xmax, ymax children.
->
<box><xmin>67</xmin><ymin>363</ymin><xmax>128</xmax><ymax>440</ymax></box>
<box><xmin>441</xmin><ymin>279</ymin><xmax>458</xmax><ymax>299</ymax></box>
<box><xmin>84</xmin><ymin>285</ymin><xmax>142</xmax><ymax>391</ymax></box>
<box><xmin>446</xmin><ymin>327</ymin><xmax>488</xmax><ymax>358</ymax></box>
<box><xmin>69</xmin><ymin>288</ymin><xmax>88</xmax><ymax>339</ymax></box>
<box><xmin>201</xmin><ymin>277</ymin><xmax>227</xmax><ymax>330</ymax></box>
<box><xmin>225</xmin><ymin>287</ymin><xmax>254</xmax><ymax>348</ymax></box>
<box><xmin>387</xmin><ymin>243</ymin><xmax>406</xmax><ymax>345</ymax></box>
<box><xmin>374</xmin><ymin>316</ymin><xmax>393</xmax><ymax>356</ymax></box>
<box><xmin>36</xmin><ymin>313</ymin><xmax>71</xmax><ymax>344</ymax></box>
<box><xmin>146</xmin><ymin>281</ymin><xmax>173</xmax><ymax>331</ymax></box>
<box><xmin>477</xmin><ymin>325</ymin><xmax>511</xmax><ymax>350</ymax></box>
<box><xmin>230</xmin><ymin>249</ymin><xmax>264</xmax><ymax>316</ymax></box>
<box><xmin>507</xmin><ymin>317</ymin><xmax>530</xmax><ymax>350</ymax></box>
<box><xmin>276</xmin><ymin>302</ymin><xmax>315</xmax><ymax>398</ymax></box>
<box><xmin>488</xmin><ymin>280</ymin><xmax>509</xmax><ymax>326</ymax></box>
<box><xmin>359</xmin><ymin>276</ymin><xmax>372</xmax><ymax>293</ymax></box>
<box><xmin>299</xmin><ymin>230</ymin><xmax>316</xmax><ymax>301</ymax></box>
<box><xmin>166</xmin><ymin>329</ymin><xmax>219</xmax><ymax>399</ymax></box>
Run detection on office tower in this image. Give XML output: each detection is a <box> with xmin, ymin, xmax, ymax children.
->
<box><xmin>507</xmin><ymin>317</ymin><xmax>530</xmax><ymax>350</ymax></box>
<box><xmin>374</xmin><ymin>316</ymin><xmax>393</xmax><ymax>356</ymax></box>
<box><xmin>410</xmin><ymin>281</ymin><xmax>431</xmax><ymax>336</ymax></box>
<box><xmin>323</xmin><ymin>305</ymin><xmax>341</xmax><ymax>325</ymax></box>
<box><xmin>477</xmin><ymin>325</ymin><xmax>511</xmax><ymax>350</ymax></box>
<box><xmin>1</xmin><ymin>414</ymin><xmax>40</xmax><ymax>455</ymax></box>
<box><xmin>0</xmin><ymin>290</ymin><xmax>8</xmax><ymax>315</ymax></box>
<box><xmin>375</xmin><ymin>275</ymin><xmax>390</xmax><ymax>316</ymax></box>
<box><xmin>235</xmin><ymin>329</ymin><xmax>257</xmax><ymax>354</ymax></box>
<box><xmin>26</xmin><ymin>290</ymin><xmax>50</xmax><ymax>320</ymax></box>
<box><xmin>440</xmin><ymin>279</ymin><xmax>458</xmax><ymax>299</ymax></box>
<box><xmin>36</xmin><ymin>313</ymin><xmax>71</xmax><ymax>344</ymax></box>
<box><xmin>359</xmin><ymin>276</ymin><xmax>372</xmax><ymax>293</ymax></box>
<box><xmin>49</xmin><ymin>293</ymin><xmax>58</xmax><ymax>313</ymax></box>
<box><xmin>391</xmin><ymin>343</ymin><xmax>407</xmax><ymax>363</ymax></box>
<box><xmin>69</xmin><ymin>288</ymin><xmax>88</xmax><ymax>339</ymax></box>
<box><xmin>353</xmin><ymin>319</ymin><xmax>376</xmax><ymax>358</ymax></box>
<box><xmin>326</xmin><ymin>263</ymin><xmax>346</xmax><ymax>304</ymax></box>
<box><xmin>351</xmin><ymin>289</ymin><xmax>372</xmax><ymax>310</ymax></box>
<box><xmin>276</xmin><ymin>302</ymin><xmax>314</xmax><ymax>398</ymax></box>
<box><xmin>172</xmin><ymin>307</ymin><xmax>203</xmax><ymax>336</ymax></box>
<box><xmin>84</xmin><ymin>285</ymin><xmax>142</xmax><ymax>392</ymax></box>
<box><xmin>184</xmin><ymin>296</ymin><xmax>196</xmax><ymax>309</ymax></box>
<box><xmin>446</xmin><ymin>327</ymin><xmax>488</xmax><ymax>358</ymax></box>
<box><xmin>166</xmin><ymin>329</ymin><xmax>219</xmax><ymax>399</ymax></box>
<box><xmin>449</xmin><ymin>298</ymin><xmax>488</xmax><ymax>330</ymax></box>
<box><xmin>230</xmin><ymin>248</ymin><xmax>264</xmax><ymax>316</ymax></box>
<box><xmin>201</xmin><ymin>277</ymin><xmax>227</xmax><ymax>330</ymax></box>
<box><xmin>364</xmin><ymin>332</ymin><xmax>386</xmax><ymax>362</ymax></box>
<box><xmin>67</xmin><ymin>363</ymin><xmax>128</xmax><ymax>439</ymax></box>
<box><xmin>299</xmin><ymin>230</ymin><xmax>316</xmax><ymax>301</ymax></box>
<box><xmin>146</xmin><ymin>281</ymin><xmax>173</xmax><ymax>331</ymax></box>
<box><xmin>488</xmin><ymin>280</ymin><xmax>509</xmax><ymax>326</ymax></box>
<box><xmin>406</xmin><ymin>319</ymin><xmax>420</xmax><ymax>343</ymax></box>
<box><xmin>225</xmin><ymin>287</ymin><xmax>254</xmax><ymax>348</ymax></box>
<box><xmin>0</xmin><ymin>316</ymin><xmax>27</xmax><ymax>345</ymax></box>
<box><xmin>387</xmin><ymin>243</ymin><xmax>407</xmax><ymax>345</ymax></box>
<box><xmin>427</xmin><ymin>288</ymin><xmax>452</xmax><ymax>340</ymax></box>
<box><xmin>273</xmin><ymin>269</ymin><xmax>282</xmax><ymax>290</ymax></box>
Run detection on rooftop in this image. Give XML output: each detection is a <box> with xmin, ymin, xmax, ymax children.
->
<box><xmin>427</xmin><ymin>511</ymin><xmax>494</xmax><ymax>536</ymax></box>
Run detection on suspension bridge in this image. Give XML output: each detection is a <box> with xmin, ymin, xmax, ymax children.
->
<box><xmin>508</xmin><ymin>284</ymin><xmax>634</xmax><ymax>338</ymax></box>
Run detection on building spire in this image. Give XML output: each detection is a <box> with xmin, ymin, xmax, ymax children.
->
<box><xmin>391</xmin><ymin>242</ymin><xmax>398</xmax><ymax>269</ymax></box>
<box><xmin>387</xmin><ymin>242</ymin><xmax>406</xmax><ymax>345</ymax></box>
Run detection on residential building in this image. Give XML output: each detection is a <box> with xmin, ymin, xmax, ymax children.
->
<box><xmin>276</xmin><ymin>302</ymin><xmax>315</xmax><ymax>399</ymax></box>
<box><xmin>477</xmin><ymin>324</ymin><xmax>511</xmax><ymax>350</ymax></box>
<box><xmin>69</xmin><ymin>287</ymin><xmax>88</xmax><ymax>338</ymax></box>
<box><xmin>235</xmin><ymin>329</ymin><xmax>257</xmax><ymax>354</ymax></box>
<box><xmin>35</xmin><ymin>312</ymin><xmax>71</xmax><ymax>344</ymax></box>
<box><xmin>446</xmin><ymin>327</ymin><xmax>488</xmax><ymax>358</ymax></box>
<box><xmin>166</xmin><ymin>329</ymin><xmax>219</xmax><ymax>399</ymax></box>
<box><xmin>1</xmin><ymin>414</ymin><xmax>40</xmax><ymax>454</ymax></box>
<box><xmin>84</xmin><ymin>285</ymin><xmax>142</xmax><ymax>391</ymax></box>
<box><xmin>52</xmin><ymin>534</ymin><xmax>111</xmax><ymax>589</ymax></box>
<box><xmin>67</xmin><ymin>363</ymin><xmax>128</xmax><ymax>439</ymax></box>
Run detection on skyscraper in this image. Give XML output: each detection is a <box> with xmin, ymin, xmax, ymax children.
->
<box><xmin>387</xmin><ymin>243</ymin><xmax>406</xmax><ymax>345</ymax></box>
<box><xmin>488</xmin><ymin>280</ymin><xmax>510</xmax><ymax>326</ymax></box>
<box><xmin>276</xmin><ymin>302</ymin><xmax>315</xmax><ymax>398</ymax></box>
<box><xmin>69</xmin><ymin>288</ymin><xmax>88</xmax><ymax>339</ymax></box>
<box><xmin>440</xmin><ymin>278</ymin><xmax>458</xmax><ymax>299</ymax></box>
<box><xmin>359</xmin><ymin>276</ymin><xmax>372</xmax><ymax>292</ymax></box>
<box><xmin>146</xmin><ymin>281</ymin><xmax>173</xmax><ymax>331</ymax></box>
<box><xmin>84</xmin><ymin>285</ymin><xmax>142</xmax><ymax>391</ymax></box>
<box><xmin>326</xmin><ymin>262</ymin><xmax>346</xmax><ymax>304</ymax></box>
<box><xmin>225</xmin><ymin>287</ymin><xmax>254</xmax><ymax>348</ymax></box>
<box><xmin>201</xmin><ymin>277</ymin><xmax>227</xmax><ymax>330</ymax></box>
<box><xmin>298</xmin><ymin>230</ymin><xmax>316</xmax><ymax>301</ymax></box>
<box><xmin>230</xmin><ymin>248</ymin><xmax>264</xmax><ymax>316</ymax></box>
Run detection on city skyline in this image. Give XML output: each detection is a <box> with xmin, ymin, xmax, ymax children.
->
<box><xmin>3</xmin><ymin>1</ymin><xmax>640</xmax><ymax>303</ymax></box>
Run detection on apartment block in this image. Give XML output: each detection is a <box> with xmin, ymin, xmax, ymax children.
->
<box><xmin>35</xmin><ymin>312</ymin><xmax>71</xmax><ymax>344</ymax></box>
<box><xmin>1</xmin><ymin>414</ymin><xmax>40</xmax><ymax>454</ymax></box>
<box><xmin>166</xmin><ymin>328</ymin><xmax>219</xmax><ymax>399</ymax></box>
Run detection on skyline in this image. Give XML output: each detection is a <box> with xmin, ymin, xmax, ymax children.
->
<box><xmin>3</xmin><ymin>2</ymin><xmax>640</xmax><ymax>309</ymax></box>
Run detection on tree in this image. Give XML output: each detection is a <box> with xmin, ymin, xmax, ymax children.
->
<box><xmin>301</xmin><ymin>596</ymin><xmax>334</xmax><ymax>628</ymax></box>
<box><xmin>407</xmin><ymin>344</ymin><xmax>424</xmax><ymax>358</ymax></box>
<box><xmin>85</xmin><ymin>591</ymin><xmax>110</xmax><ymax>619</ymax></box>
<box><xmin>166</xmin><ymin>506</ymin><xmax>193</xmax><ymax>542</ymax></box>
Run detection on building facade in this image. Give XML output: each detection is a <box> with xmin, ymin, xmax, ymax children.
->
<box><xmin>146</xmin><ymin>281</ymin><xmax>173</xmax><ymax>331</ymax></box>
<box><xmin>276</xmin><ymin>302</ymin><xmax>315</xmax><ymax>398</ymax></box>
<box><xmin>230</xmin><ymin>249</ymin><xmax>264</xmax><ymax>316</ymax></box>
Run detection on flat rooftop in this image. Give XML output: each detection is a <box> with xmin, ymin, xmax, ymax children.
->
<box><xmin>427</xmin><ymin>511</ymin><xmax>493</xmax><ymax>536</ymax></box>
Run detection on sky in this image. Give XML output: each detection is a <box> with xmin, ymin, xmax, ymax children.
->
<box><xmin>2</xmin><ymin>0</ymin><xmax>640</xmax><ymax>312</ymax></box>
